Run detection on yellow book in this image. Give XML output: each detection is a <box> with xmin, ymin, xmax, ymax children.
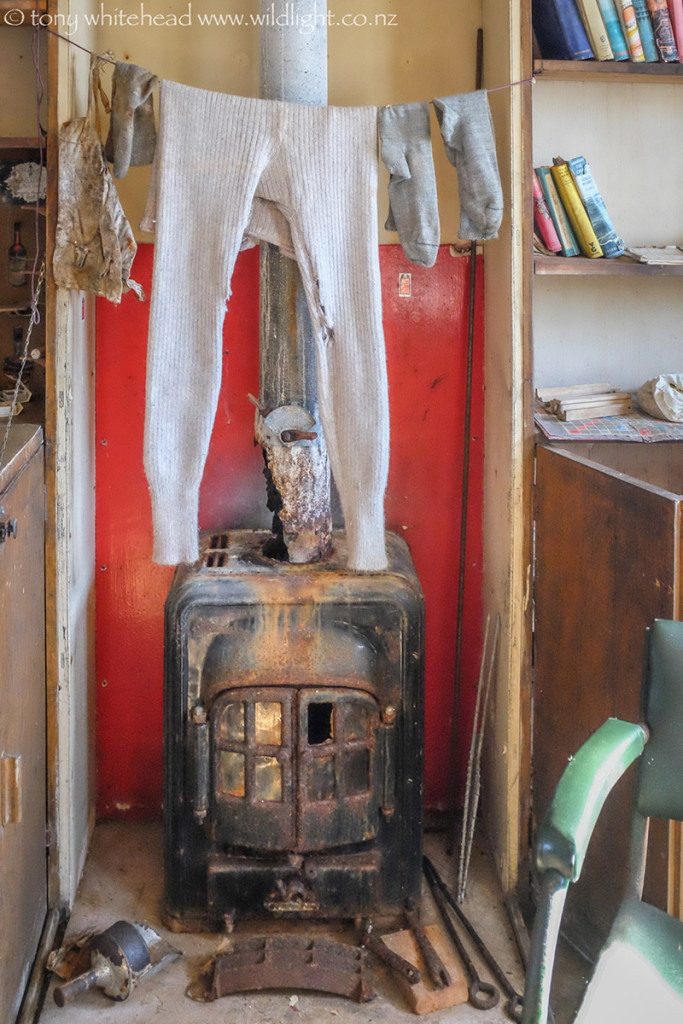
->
<box><xmin>576</xmin><ymin>0</ymin><xmax>615</xmax><ymax>58</ymax></box>
<box><xmin>550</xmin><ymin>159</ymin><xmax>603</xmax><ymax>259</ymax></box>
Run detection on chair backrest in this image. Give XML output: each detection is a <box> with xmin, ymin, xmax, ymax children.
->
<box><xmin>637</xmin><ymin>619</ymin><xmax>683</xmax><ymax>822</ymax></box>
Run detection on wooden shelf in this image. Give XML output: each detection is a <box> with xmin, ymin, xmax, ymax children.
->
<box><xmin>0</xmin><ymin>137</ymin><xmax>44</xmax><ymax>150</ymax></box>
<box><xmin>534</xmin><ymin>254</ymin><xmax>683</xmax><ymax>276</ymax></box>
<box><xmin>533</xmin><ymin>58</ymin><xmax>683</xmax><ymax>83</ymax></box>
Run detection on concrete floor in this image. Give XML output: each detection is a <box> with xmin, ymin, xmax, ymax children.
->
<box><xmin>36</xmin><ymin>822</ymin><xmax>562</xmax><ymax>1024</ymax></box>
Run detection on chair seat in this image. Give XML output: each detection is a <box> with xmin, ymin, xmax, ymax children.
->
<box><xmin>576</xmin><ymin>898</ymin><xmax>683</xmax><ymax>1024</ymax></box>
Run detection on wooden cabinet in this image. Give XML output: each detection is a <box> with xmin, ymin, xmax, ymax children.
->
<box><xmin>533</xmin><ymin>440</ymin><xmax>681</xmax><ymax>957</ymax></box>
<box><xmin>0</xmin><ymin>423</ymin><xmax>46</xmax><ymax>1024</ymax></box>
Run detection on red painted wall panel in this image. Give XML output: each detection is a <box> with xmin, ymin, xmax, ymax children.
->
<box><xmin>95</xmin><ymin>242</ymin><xmax>483</xmax><ymax>818</ymax></box>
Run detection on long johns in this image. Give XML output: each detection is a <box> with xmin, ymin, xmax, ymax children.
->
<box><xmin>142</xmin><ymin>81</ymin><xmax>389</xmax><ymax>571</ymax></box>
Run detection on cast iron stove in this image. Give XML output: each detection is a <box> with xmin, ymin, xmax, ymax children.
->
<box><xmin>163</xmin><ymin>529</ymin><xmax>424</xmax><ymax>930</ymax></box>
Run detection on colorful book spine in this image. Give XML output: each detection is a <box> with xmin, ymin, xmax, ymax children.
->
<box><xmin>666</xmin><ymin>0</ymin><xmax>683</xmax><ymax>61</ymax></box>
<box><xmin>633</xmin><ymin>0</ymin><xmax>660</xmax><ymax>57</ymax></box>
<box><xmin>576</xmin><ymin>0</ymin><xmax>615</xmax><ymax>55</ymax></box>
<box><xmin>596</xmin><ymin>0</ymin><xmax>630</xmax><ymax>58</ymax></box>
<box><xmin>532</xmin><ymin>0</ymin><xmax>595</xmax><ymax>59</ymax></box>
<box><xmin>646</xmin><ymin>0</ymin><xmax>679</xmax><ymax>58</ymax></box>
<box><xmin>535</xmin><ymin>166</ymin><xmax>580</xmax><ymax>257</ymax></box>
<box><xmin>550</xmin><ymin>159</ymin><xmax>603</xmax><ymax>258</ymax></box>
<box><xmin>617</xmin><ymin>0</ymin><xmax>646</xmax><ymax>58</ymax></box>
<box><xmin>533</xmin><ymin>171</ymin><xmax>563</xmax><ymax>252</ymax></box>
<box><xmin>566</xmin><ymin>155</ymin><xmax>625</xmax><ymax>258</ymax></box>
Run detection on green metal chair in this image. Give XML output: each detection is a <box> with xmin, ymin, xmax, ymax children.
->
<box><xmin>521</xmin><ymin>618</ymin><xmax>683</xmax><ymax>1024</ymax></box>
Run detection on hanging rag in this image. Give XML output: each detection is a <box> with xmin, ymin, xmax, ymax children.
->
<box><xmin>140</xmin><ymin>80</ymin><xmax>389</xmax><ymax>573</ymax></box>
<box><xmin>53</xmin><ymin>58</ymin><xmax>143</xmax><ymax>304</ymax></box>
<box><xmin>378</xmin><ymin>101</ymin><xmax>440</xmax><ymax>268</ymax></box>
<box><xmin>104</xmin><ymin>60</ymin><xmax>159</xmax><ymax>178</ymax></box>
<box><xmin>433</xmin><ymin>90</ymin><xmax>503</xmax><ymax>241</ymax></box>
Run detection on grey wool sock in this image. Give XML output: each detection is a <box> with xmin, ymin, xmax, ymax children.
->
<box><xmin>378</xmin><ymin>101</ymin><xmax>439</xmax><ymax>268</ymax></box>
<box><xmin>433</xmin><ymin>90</ymin><xmax>503</xmax><ymax>241</ymax></box>
<box><xmin>104</xmin><ymin>61</ymin><xmax>159</xmax><ymax>178</ymax></box>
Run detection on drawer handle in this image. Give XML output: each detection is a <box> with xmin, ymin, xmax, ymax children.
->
<box><xmin>1</xmin><ymin>754</ymin><xmax>22</xmax><ymax>826</ymax></box>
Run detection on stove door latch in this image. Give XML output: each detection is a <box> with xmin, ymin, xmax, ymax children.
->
<box><xmin>191</xmin><ymin>704</ymin><xmax>209</xmax><ymax>823</ymax></box>
<box><xmin>380</xmin><ymin>705</ymin><xmax>398</xmax><ymax>820</ymax></box>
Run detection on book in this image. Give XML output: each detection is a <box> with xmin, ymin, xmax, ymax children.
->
<box><xmin>616</xmin><ymin>0</ymin><xmax>646</xmax><ymax>58</ymax></box>
<box><xmin>596</xmin><ymin>0</ymin><xmax>630</xmax><ymax>57</ymax></box>
<box><xmin>566</xmin><ymin>155</ymin><xmax>625</xmax><ymax>258</ymax></box>
<box><xmin>533</xmin><ymin>171</ymin><xmax>562</xmax><ymax>252</ymax></box>
<box><xmin>632</xmin><ymin>0</ymin><xmax>660</xmax><ymax>58</ymax></box>
<box><xmin>646</xmin><ymin>0</ymin><xmax>679</xmax><ymax>58</ymax></box>
<box><xmin>576</xmin><ymin>0</ymin><xmax>614</xmax><ymax>56</ymax></box>
<box><xmin>535</xmin><ymin>166</ymin><xmax>580</xmax><ymax>257</ymax></box>
<box><xmin>550</xmin><ymin>158</ymin><xmax>603</xmax><ymax>258</ymax></box>
<box><xmin>623</xmin><ymin>245</ymin><xmax>683</xmax><ymax>264</ymax></box>
<box><xmin>666</xmin><ymin>0</ymin><xmax>683</xmax><ymax>61</ymax></box>
<box><xmin>532</xmin><ymin>0</ymin><xmax>595</xmax><ymax>59</ymax></box>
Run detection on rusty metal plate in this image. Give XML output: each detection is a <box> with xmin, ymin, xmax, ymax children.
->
<box><xmin>187</xmin><ymin>935</ymin><xmax>374</xmax><ymax>1003</ymax></box>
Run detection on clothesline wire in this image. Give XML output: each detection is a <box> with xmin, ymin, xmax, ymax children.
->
<box><xmin>40</xmin><ymin>24</ymin><xmax>534</xmax><ymax>92</ymax></box>
<box><xmin>40</xmin><ymin>25</ymin><xmax>116</xmax><ymax>64</ymax></box>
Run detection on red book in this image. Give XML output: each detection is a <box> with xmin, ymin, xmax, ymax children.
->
<box><xmin>533</xmin><ymin>171</ymin><xmax>562</xmax><ymax>253</ymax></box>
<box><xmin>667</xmin><ymin>0</ymin><xmax>683</xmax><ymax>60</ymax></box>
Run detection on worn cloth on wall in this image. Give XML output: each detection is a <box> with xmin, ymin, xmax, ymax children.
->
<box><xmin>104</xmin><ymin>61</ymin><xmax>159</xmax><ymax>178</ymax></box>
<box><xmin>433</xmin><ymin>90</ymin><xmax>503</xmax><ymax>241</ymax></box>
<box><xmin>378</xmin><ymin>101</ymin><xmax>440</xmax><ymax>268</ymax></box>
<box><xmin>53</xmin><ymin>60</ymin><xmax>143</xmax><ymax>304</ymax></box>
<box><xmin>141</xmin><ymin>80</ymin><xmax>389</xmax><ymax>572</ymax></box>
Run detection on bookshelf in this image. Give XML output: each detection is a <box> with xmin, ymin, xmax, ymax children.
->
<box><xmin>534</xmin><ymin>253</ymin><xmax>683</xmax><ymax>275</ymax></box>
<box><xmin>526</xmin><ymin>6</ymin><xmax>683</xmax><ymax>963</ymax></box>
<box><xmin>533</xmin><ymin>57</ymin><xmax>683</xmax><ymax>81</ymax></box>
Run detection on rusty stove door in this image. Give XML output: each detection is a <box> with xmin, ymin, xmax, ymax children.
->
<box><xmin>212</xmin><ymin>688</ymin><xmax>295</xmax><ymax>850</ymax></box>
<box><xmin>211</xmin><ymin>687</ymin><xmax>380</xmax><ymax>853</ymax></box>
<box><xmin>298</xmin><ymin>688</ymin><xmax>380</xmax><ymax>851</ymax></box>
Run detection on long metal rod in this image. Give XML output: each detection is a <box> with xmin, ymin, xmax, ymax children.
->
<box><xmin>448</xmin><ymin>27</ymin><xmax>484</xmax><ymax>852</ymax></box>
<box><xmin>459</xmin><ymin>614</ymin><xmax>501</xmax><ymax>901</ymax></box>
<box><xmin>457</xmin><ymin>613</ymin><xmax>492</xmax><ymax>894</ymax></box>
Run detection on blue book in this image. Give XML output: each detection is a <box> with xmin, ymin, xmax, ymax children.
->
<box><xmin>596</xmin><ymin>0</ymin><xmax>630</xmax><ymax>59</ymax></box>
<box><xmin>632</xmin><ymin>0</ymin><xmax>660</xmax><ymax>60</ymax></box>
<box><xmin>567</xmin><ymin>156</ymin><xmax>625</xmax><ymax>259</ymax></box>
<box><xmin>532</xmin><ymin>0</ymin><xmax>595</xmax><ymax>59</ymax></box>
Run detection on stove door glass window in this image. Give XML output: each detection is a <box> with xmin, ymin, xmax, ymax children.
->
<box><xmin>211</xmin><ymin>686</ymin><xmax>380</xmax><ymax>853</ymax></box>
<box><xmin>298</xmin><ymin>688</ymin><xmax>380</xmax><ymax>852</ymax></box>
<box><xmin>212</xmin><ymin>689</ymin><xmax>294</xmax><ymax>850</ymax></box>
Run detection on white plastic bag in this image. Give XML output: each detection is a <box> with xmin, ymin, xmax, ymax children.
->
<box><xmin>636</xmin><ymin>374</ymin><xmax>683</xmax><ymax>423</ymax></box>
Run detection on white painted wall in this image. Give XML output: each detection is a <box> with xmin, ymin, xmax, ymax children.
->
<box><xmin>533</xmin><ymin>80</ymin><xmax>683</xmax><ymax>390</ymax></box>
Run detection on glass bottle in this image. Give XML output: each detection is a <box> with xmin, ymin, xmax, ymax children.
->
<box><xmin>13</xmin><ymin>326</ymin><xmax>23</xmax><ymax>357</ymax></box>
<box><xmin>8</xmin><ymin>222</ymin><xmax>27</xmax><ymax>287</ymax></box>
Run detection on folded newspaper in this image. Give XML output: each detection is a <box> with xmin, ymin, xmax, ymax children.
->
<box><xmin>623</xmin><ymin>246</ymin><xmax>683</xmax><ymax>265</ymax></box>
